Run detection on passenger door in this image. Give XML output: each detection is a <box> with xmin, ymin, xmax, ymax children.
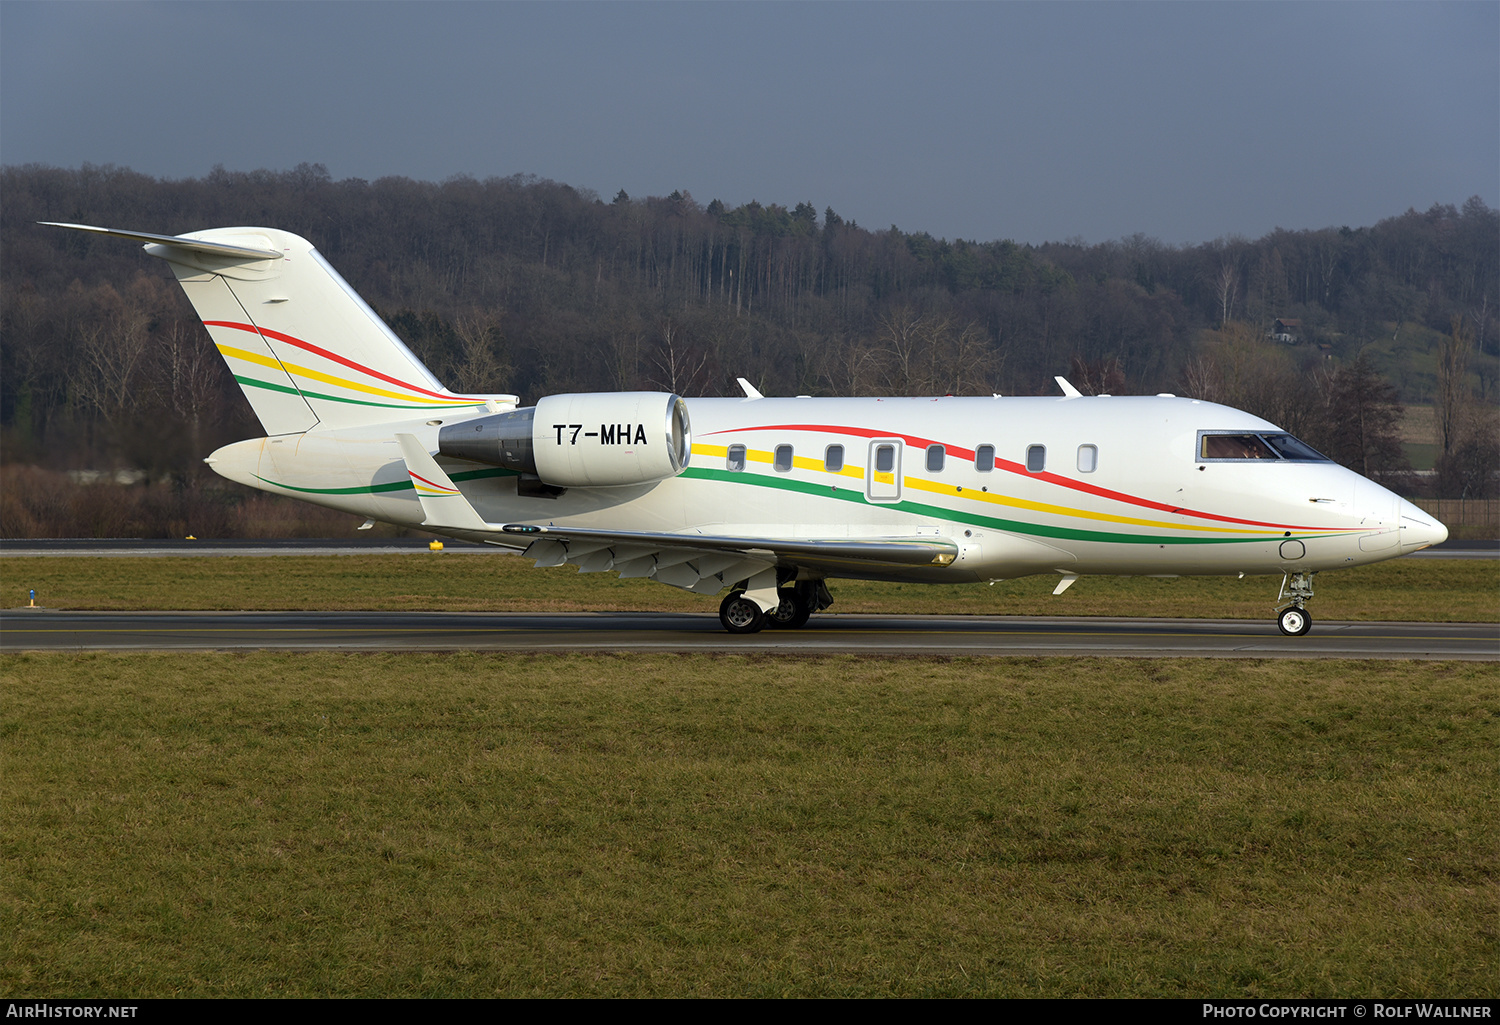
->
<box><xmin>866</xmin><ymin>439</ymin><xmax>902</xmax><ymax>503</ymax></box>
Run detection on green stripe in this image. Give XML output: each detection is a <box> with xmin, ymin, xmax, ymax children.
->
<box><xmin>257</xmin><ymin>462</ymin><xmax>1334</xmax><ymax>546</ymax></box>
<box><xmin>234</xmin><ymin>375</ymin><xmax>483</xmax><ymax>412</ymax></box>
<box><xmin>256</xmin><ymin>466</ymin><xmax>516</xmax><ymax>496</ymax></box>
<box><xmin>679</xmin><ymin>467</ymin><xmax>1334</xmax><ymax>546</ymax></box>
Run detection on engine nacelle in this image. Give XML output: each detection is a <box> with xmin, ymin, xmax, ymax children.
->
<box><xmin>438</xmin><ymin>391</ymin><xmax>691</xmax><ymax>488</ymax></box>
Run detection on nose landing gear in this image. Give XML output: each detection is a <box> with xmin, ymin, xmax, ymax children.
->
<box><xmin>1274</xmin><ymin>571</ymin><xmax>1316</xmax><ymax>636</ymax></box>
<box><xmin>1277</xmin><ymin>605</ymin><xmax>1312</xmax><ymax>636</ymax></box>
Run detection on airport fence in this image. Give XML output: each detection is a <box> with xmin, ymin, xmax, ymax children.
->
<box><xmin>1410</xmin><ymin>498</ymin><xmax>1499</xmax><ymax>536</ymax></box>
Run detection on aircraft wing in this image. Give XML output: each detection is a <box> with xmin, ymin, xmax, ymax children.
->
<box><xmin>502</xmin><ymin>523</ymin><xmax>957</xmax><ymax>566</ymax></box>
<box><xmin>399</xmin><ymin>432</ymin><xmax>954</xmax><ymax>594</ymax></box>
<box><xmin>498</xmin><ymin>524</ymin><xmax>959</xmax><ymax>601</ymax></box>
<box><xmin>398</xmin><ymin>434</ymin><xmax>959</xmax><ymax>599</ymax></box>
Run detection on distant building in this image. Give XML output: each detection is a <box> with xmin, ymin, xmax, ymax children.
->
<box><xmin>1271</xmin><ymin>318</ymin><xmax>1302</xmax><ymax>343</ymax></box>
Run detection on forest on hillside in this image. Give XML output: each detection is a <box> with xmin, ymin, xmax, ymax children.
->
<box><xmin>1</xmin><ymin>163</ymin><xmax>1496</xmax><ymax>537</ymax></box>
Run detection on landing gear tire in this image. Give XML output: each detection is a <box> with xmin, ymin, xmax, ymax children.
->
<box><xmin>719</xmin><ymin>591</ymin><xmax>768</xmax><ymax>634</ymax></box>
<box><xmin>766</xmin><ymin>591</ymin><xmax>812</xmax><ymax>629</ymax></box>
<box><xmin>1277</xmin><ymin>607</ymin><xmax>1312</xmax><ymax>637</ymax></box>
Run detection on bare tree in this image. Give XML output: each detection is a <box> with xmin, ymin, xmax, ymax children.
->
<box><xmin>1181</xmin><ymin>321</ymin><xmax>1328</xmax><ymax>441</ymax></box>
<box><xmin>815</xmin><ymin>334</ymin><xmax>883</xmax><ymax>395</ymax></box>
<box><xmin>874</xmin><ymin>306</ymin><xmax>932</xmax><ymax>393</ymax></box>
<box><xmin>161</xmin><ymin>319</ymin><xmax>224</xmax><ymax>459</ymax></box>
<box><xmin>1215</xmin><ymin>259</ymin><xmax>1240</xmax><ymax>326</ymax></box>
<box><xmin>450</xmin><ymin>308</ymin><xmax>510</xmax><ymax>393</ymax></box>
<box><xmin>69</xmin><ymin>283</ymin><xmax>153</xmax><ymax>426</ymax></box>
<box><xmin>648</xmin><ymin>319</ymin><xmax>709</xmax><ymax>395</ymax></box>
<box><xmin>1069</xmin><ymin>354</ymin><xmax>1127</xmax><ymax>395</ymax></box>
<box><xmin>1317</xmin><ymin>351</ymin><xmax>1407</xmax><ymax>480</ymax></box>
<box><xmin>1435</xmin><ymin>315</ymin><xmax>1472</xmax><ymax>459</ymax></box>
<box><xmin>946</xmin><ymin>321</ymin><xmax>1003</xmax><ymax>395</ymax></box>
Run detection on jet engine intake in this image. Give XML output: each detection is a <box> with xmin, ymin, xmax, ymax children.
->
<box><xmin>439</xmin><ymin>392</ymin><xmax>691</xmax><ymax>488</ymax></box>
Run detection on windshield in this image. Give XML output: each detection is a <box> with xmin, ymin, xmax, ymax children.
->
<box><xmin>1199</xmin><ymin>432</ymin><xmax>1331</xmax><ymax>462</ymax></box>
<box><xmin>1260</xmin><ymin>434</ymin><xmax>1331</xmax><ymax>461</ymax></box>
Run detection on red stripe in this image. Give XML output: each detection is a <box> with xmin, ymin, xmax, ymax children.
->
<box><xmin>702</xmin><ymin>422</ymin><xmax>1335</xmax><ymax>532</ymax></box>
<box><xmin>204</xmin><ymin>320</ymin><xmax>483</xmax><ymax>403</ymax></box>
<box><xmin>408</xmin><ymin>470</ymin><xmax>457</xmax><ymax>494</ymax></box>
<box><xmin>703</xmin><ymin>423</ymin><xmax>976</xmax><ymax>459</ymax></box>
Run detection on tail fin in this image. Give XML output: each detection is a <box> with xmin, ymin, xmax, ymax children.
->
<box><xmin>44</xmin><ymin>223</ymin><xmax>513</xmax><ymax>435</ymax></box>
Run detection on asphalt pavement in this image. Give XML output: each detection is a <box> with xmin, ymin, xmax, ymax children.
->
<box><xmin>4</xmin><ymin>609</ymin><xmax>1495</xmax><ymax>659</ymax></box>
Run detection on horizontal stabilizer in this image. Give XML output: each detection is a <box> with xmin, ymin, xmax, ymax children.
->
<box><xmin>40</xmin><ymin>222</ymin><xmax>282</xmax><ymax>261</ymax></box>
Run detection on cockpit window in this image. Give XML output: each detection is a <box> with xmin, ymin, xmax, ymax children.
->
<box><xmin>1201</xmin><ymin>434</ymin><xmax>1276</xmax><ymax>460</ymax></box>
<box><xmin>1199</xmin><ymin>432</ymin><xmax>1330</xmax><ymax>462</ymax></box>
<box><xmin>1261</xmin><ymin>434</ymin><xmax>1331</xmax><ymax>461</ymax></box>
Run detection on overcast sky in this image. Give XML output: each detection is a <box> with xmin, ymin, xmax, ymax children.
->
<box><xmin>2</xmin><ymin>1</ymin><xmax>1495</xmax><ymax>246</ymax></box>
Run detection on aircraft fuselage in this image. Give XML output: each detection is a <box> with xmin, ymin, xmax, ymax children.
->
<box><xmin>207</xmin><ymin>393</ymin><xmax>1440</xmax><ymax>584</ymax></box>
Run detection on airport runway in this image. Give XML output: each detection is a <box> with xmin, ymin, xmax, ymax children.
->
<box><xmin>3</xmin><ymin>609</ymin><xmax>1494</xmax><ymax>659</ymax></box>
<box><xmin>3</xmin><ymin>538</ymin><xmax>1495</xmax><ymax>558</ymax></box>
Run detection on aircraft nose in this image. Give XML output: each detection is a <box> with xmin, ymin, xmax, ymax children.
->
<box><xmin>1398</xmin><ymin>499</ymin><xmax>1448</xmax><ymax>552</ymax></box>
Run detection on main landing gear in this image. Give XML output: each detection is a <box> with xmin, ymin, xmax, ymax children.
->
<box><xmin>1274</xmin><ymin>571</ymin><xmax>1316</xmax><ymax>636</ymax></box>
<box><xmin>718</xmin><ymin>581</ymin><xmax>830</xmax><ymax>634</ymax></box>
<box><xmin>718</xmin><ymin>591</ymin><xmax>767</xmax><ymax>634</ymax></box>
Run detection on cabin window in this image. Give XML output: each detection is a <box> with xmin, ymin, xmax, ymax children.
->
<box><xmin>824</xmin><ymin>445</ymin><xmax>844</xmax><ymax>472</ymax></box>
<box><xmin>926</xmin><ymin>444</ymin><xmax>945</xmax><ymax>473</ymax></box>
<box><xmin>875</xmin><ymin>445</ymin><xmax>896</xmax><ymax>473</ymax></box>
<box><xmin>974</xmin><ymin>445</ymin><xmax>995</xmax><ymax>472</ymax></box>
<box><xmin>1077</xmin><ymin>444</ymin><xmax>1097</xmax><ymax>473</ymax></box>
<box><xmin>774</xmin><ymin>444</ymin><xmax>793</xmax><ymax>472</ymax></box>
<box><xmin>727</xmin><ymin>444</ymin><xmax>746</xmax><ymax>472</ymax></box>
<box><xmin>1026</xmin><ymin>445</ymin><xmax>1046</xmax><ymax>472</ymax></box>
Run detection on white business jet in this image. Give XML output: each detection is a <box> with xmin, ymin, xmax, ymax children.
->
<box><xmin>46</xmin><ymin>223</ymin><xmax>1448</xmax><ymax>635</ymax></box>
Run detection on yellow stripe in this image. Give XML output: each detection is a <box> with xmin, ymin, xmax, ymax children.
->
<box><xmin>215</xmin><ymin>343</ymin><xmax>453</xmax><ymax>406</ymax></box>
<box><xmin>903</xmin><ymin>476</ymin><xmax>1279</xmax><ymax>535</ymax></box>
<box><xmin>691</xmin><ymin>443</ymin><xmax>865</xmax><ymax>478</ymax></box>
<box><xmin>689</xmin><ymin>443</ymin><xmax>1275</xmax><ymax>536</ymax></box>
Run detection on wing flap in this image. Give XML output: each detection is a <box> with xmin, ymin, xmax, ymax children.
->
<box><xmin>498</xmin><ymin>523</ymin><xmax>959</xmax><ymax>569</ymax></box>
<box><xmin>498</xmin><ymin>524</ymin><xmax>957</xmax><ymax>599</ymax></box>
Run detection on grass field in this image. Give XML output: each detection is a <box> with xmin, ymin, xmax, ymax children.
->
<box><xmin>3</xmin><ymin>556</ymin><xmax>1494</xmax><ymax>997</ymax></box>
<box><xmin>3</xmin><ymin>552</ymin><xmax>1497</xmax><ymax>622</ymax></box>
<box><xmin>2</xmin><ymin>652</ymin><xmax>1495</xmax><ymax>997</ymax></box>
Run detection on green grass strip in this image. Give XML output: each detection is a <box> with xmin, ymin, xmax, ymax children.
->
<box><xmin>2</xmin><ymin>652</ymin><xmax>1494</xmax><ymax>997</ymax></box>
<box><xmin>4</xmin><ymin>552</ymin><xmax>1494</xmax><ymax>622</ymax></box>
